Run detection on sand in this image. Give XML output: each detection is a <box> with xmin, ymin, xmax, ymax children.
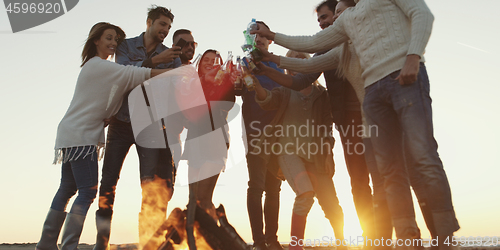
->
<box><xmin>1</xmin><ymin>243</ymin><xmax>499</xmax><ymax>250</ymax></box>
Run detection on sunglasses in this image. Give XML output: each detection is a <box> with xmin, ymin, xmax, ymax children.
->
<box><xmin>185</xmin><ymin>41</ymin><xmax>198</xmax><ymax>48</ymax></box>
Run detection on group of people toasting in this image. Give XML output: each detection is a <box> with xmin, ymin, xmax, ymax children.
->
<box><xmin>35</xmin><ymin>0</ymin><xmax>459</xmax><ymax>250</ymax></box>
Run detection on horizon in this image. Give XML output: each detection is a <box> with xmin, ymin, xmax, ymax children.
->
<box><xmin>0</xmin><ymin>0</ymin><xmax>499</xmax><ymax>245</ymax></box>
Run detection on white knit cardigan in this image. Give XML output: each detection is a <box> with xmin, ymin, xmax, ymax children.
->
<box><xmin>53</xmin><ymin>56</ymin><xmax>151</xmax><ymax>163</ymax></box>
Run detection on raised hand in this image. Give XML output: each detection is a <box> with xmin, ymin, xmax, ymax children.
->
<box><xmin>228</xmin><ymin>69</ymin><xmax>241</xmax><ymax>83</ymax></box>
<box><xmin>152</xmin><ymin>46</ymin><xmax>181</xmax><ymax>65</ymax></box>
<box><xmin>203</xmin><ymin>65</ymin><xmax>221</xmax><ymax>85</ymax></box>
<box><xmin>255</xmin><ymin>45</ymin><xmax>273</xmax><ymax>62</ymax></box>
<box><xmin>250</xmin><ymin>22</ymin><xmax>276</xmax><ymax>41</ymax></box>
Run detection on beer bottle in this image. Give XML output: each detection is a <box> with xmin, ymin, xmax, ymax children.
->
<box><xmin>234</xmin><ymin>56</ymin><xmax>243</xmax><ymax>91</ymax></box>
<box><xmin>215</xmin><ymin>51</ymin><xmax>233</xmax><ymax>85</ymax></box>
<box><xmin>241</xmin><ymin>63</ymin><xmax>257</xmax><ymax>91</ymax></box>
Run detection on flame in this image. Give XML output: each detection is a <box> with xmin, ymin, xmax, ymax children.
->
<box><xmin>136</xmin><ymin>185</ymin><xmax>226</xmax><ymax>250</ymax></box>
<box><xmin>97</xmin><ymin>192</ymin><xmax>112</xmax><ymax>210</ymax></box>
<box><xmin>172</xmin><ymin>239</ymin><xmax>189</xmax><ymax>250</ymax></box>
<box><xmin>192</xmin><ymin>222</ymin><xmax>214</xmax><ymax>250</ymax></box>
<box><xmin>139</xmin><ymin>176</ymin><xmax>172</xmax><ymax>250</ymax></box>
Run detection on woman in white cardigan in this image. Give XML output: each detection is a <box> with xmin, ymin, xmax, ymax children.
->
<box><xmin>36</xmin><ymin>22</ymin><xmax>170</xmax><ymax>250</ymax></box>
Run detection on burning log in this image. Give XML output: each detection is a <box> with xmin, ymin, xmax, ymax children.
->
<box><xmin>216</xmin><ymin>205</ymin><xmax>250</xmax><ymax>250</ymax></box>
<box><xmin>141</xmin><ymin>204</ymin><xmax>251</xmax><ymax>250</ymax></box>
<box><xmin>142</xmin><ymin>208</ymin><xmax>184</xmax><ymax>250</ymax></box>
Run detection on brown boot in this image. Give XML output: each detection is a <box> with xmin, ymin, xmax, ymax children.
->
<box><xmin>93</xmin><ymin>210</ymin><xmax>112</xmax><ymax>250</ymax></box>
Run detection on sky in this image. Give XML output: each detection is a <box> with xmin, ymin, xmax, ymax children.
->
<box><xmin>0</xmin><ymin>0</ymin><xmax>499</xmax><ymax>245</ymax></box>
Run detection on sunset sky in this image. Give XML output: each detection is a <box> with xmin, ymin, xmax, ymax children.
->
<box><xmin>0</xmin><ymin>0</ymin><xmax>499</xmax><ymax>245</ymax></box>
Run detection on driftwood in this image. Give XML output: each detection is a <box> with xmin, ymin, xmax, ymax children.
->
<box><xmin>216</xmin><ymin>205</ymin><xmax>251</xmax><ymax>250</ymax></box>
<box><xmin>142</xmin><ymin>208</ymin><xmax>184</xmax><ymax>250</ymax></box>
<box><xmin>142</xmin><ymin>204</ymin><xmax>251</xmax><ymax>250</ymax></box>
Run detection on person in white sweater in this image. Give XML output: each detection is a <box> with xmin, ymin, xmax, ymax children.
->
<box><xmin>36</xmin><ymin>22</ymin><xmax>170</xmax><ymax>250</ymax></box>
<box><xmin>252</xmin><ymin>0</ymin><xmax>459</xmax><ymax>247</ymax></box>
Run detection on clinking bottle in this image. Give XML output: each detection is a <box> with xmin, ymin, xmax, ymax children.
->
<box><xmin>191</xmin><ymin>53</ymin><xmax>201</xmax><ymax>68</ymax></box>
<box><xmin>246</xmin><ymin>18</ymin><xmax>258</xmax><ymax>43</ymax></box>
<box><xmin>246</xmin><ymin>18</ymin><xmax>264</xmax><ymax>63</ymax></box>
<box><xmin>215</xmin><ymin>51</ymin><xmax>233</xmax><ymax>85</ymax></box>
<box><xmin>241</xmin><ymin>62</ymin><xmax>258</xmax><ymax>91</ymax></box>
<box><xmin>234</xmin><ymin>56</ymin><xmax>243</xmax><ymax>90</ymax></box>
<box><xmin>214</xmin><ymin>51</ymin><xmax>222</xmax><ymax>67</ymax></box>
<box><xmin>242</xmin><ymin>56</ymin><xmax>258</xmax><ymax>74</ymax></box>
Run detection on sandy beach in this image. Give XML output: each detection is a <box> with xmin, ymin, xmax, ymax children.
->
<box><xmin>0</xmin><ymin>243</ymin><xmax>336</xmax><ymax>250</ymax></box>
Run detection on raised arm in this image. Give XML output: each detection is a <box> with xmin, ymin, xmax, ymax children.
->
<box><xmin>253</xmin><ymin>78</ymin><xmax>269</xmax><ymax>102</ymax></box>
<box><xmin>278</xmin><ymin>46</ymin><xmax>342</xmax><ymax>75</ymax></box>
<box><xmin>115</xmin><ymin>40</ymin><xmax>181</xmax><ymax>68</ymax></box>
<box><xmin>91</xmin><ymin>59</ymin><xmax>151</xmax><ymax>92</ymax></box>
<box><xmin>150</xmin><ymin>68</ymin><xmax>172</xmax><ymax>77</ymax></box>
<box><xmin>254</xmin><ymin>86</ymin><xmax>285</xmax><ymax>111</ymax></box>
<box><xmin>256</xmin><ymin>60</ymin><xmax>321</xmax><ymax>91</ymax></box>
<box><xmin>253</xmin><ymin>18</ymin><xmax>348</xmax><ymax>54</ymax></box>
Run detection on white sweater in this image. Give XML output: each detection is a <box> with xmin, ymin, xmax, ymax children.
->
<box><xmin>54</xmin><ymin>56</ymin><xmax>151</xmax><ymax>163</ymax></box>
<box><xmin>274</xmin><ymin>0</ymin><xmax>434</xmax><ymax>87</ymax></box>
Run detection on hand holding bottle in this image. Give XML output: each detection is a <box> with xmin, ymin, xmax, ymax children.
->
<box><xmin>240</xmin><ymin>63</ymin><xmax>258</xmax><ymax>91</ymax></box>
<box><xmin>215</xmin><ymin>51</ymin><xmax>233</xmax><ymax>85</ymax></box>
<box><xmin>253</xmin><ymin>73</ymin><xmax>267</xmax><ymax>101</ymax></box>
<box><xmin>253</xmin><ymin>61</ymin><xmax>272</xmax><ymax>75</ymax></box>
<box><xmin>250</xmin><ymin>22</ymin><xmax>275</xmax><ymax>41</ymax></box>
<box><xmin>254</xmin><ymin>45</ymin><xmax>275</xmax><ymax>63</ymax></box>
<box><xmin>229</xmin><ymin>69</ymin><xmax>241</xmax><ymax>84</ymax></box>
<box><xmin>203</xmin><ymin>65</ymin><xmax>221</xmax><ymax>85</ymax></box>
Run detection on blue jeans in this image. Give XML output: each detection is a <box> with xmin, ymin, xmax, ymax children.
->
<box><xmin>363</xmin><ymin>138</ymin><xmax>393</xmax><ymax>241</ymax></box>
<box><xmin>363</xmin><ymin>64</ymin><xmax>459</xmax><ymax>238</ymax></box>
<box><xmin>51</xmin><ymin>146</ymin><xmax>98</xmax><ymax>216</ymax></box>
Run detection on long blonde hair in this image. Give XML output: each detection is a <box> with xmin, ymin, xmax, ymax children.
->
<box><xmin>336</xmin><ymin>41</ymin><xmax>351</xmax><ymax>79</ymax></box>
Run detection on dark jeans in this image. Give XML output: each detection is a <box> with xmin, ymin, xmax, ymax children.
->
<box><xmin>363</xmin><ymin>138</ymin><xmax>393</xmax><ymax>241</ymax></box>
<box><xmin>363</xmin><ymin>64</ymin><xmax>459</xmax><ymax>238</ymax></box>
<box><xmin>97</xmin><ymin>117</ymin><xmax>175</xmax><ymax>215</ymax></box>
<box><xmin>337</xmin><ymin>110</ymin><xmax>375</xmax><ymax>238</ymax></box>
<box><xmin>365</xmin><ymin>136</ymin><xmax>450</xmax><ymax>241</ymax></box>
<box><xmin>51</xmin><ymin>146</ymin><xmax>98</xmax><ymax>216</ymax></box>
<box><xmin>246</xmin><ymin>154</ymin><xmax>282</xmax><ymax>245</ymax></box>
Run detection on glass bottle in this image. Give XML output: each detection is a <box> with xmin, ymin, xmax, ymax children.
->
<box><xmin>234</xmin><ymin>56</ymin><xmax>243</xmax><ymax>91</ymax></box>
<box><xmin>241</xmin><ymin>63</ymin><xmax>256</xmax><ymax>91</ymax></box>
<box><xmin>215</xmin><ymin>51</ymin><xmax>233</xmax><ymax>85</ymax></box>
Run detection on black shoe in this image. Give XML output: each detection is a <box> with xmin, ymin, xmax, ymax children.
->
<box><xmin>253</xmin><ymin>242</ymin><xmax>269</xmax><ymax>250</ymax></box>
<box><xmin>267</xmin><ymin>241</ymin><xmax>284</xmax><ymax>250</ymax></box>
